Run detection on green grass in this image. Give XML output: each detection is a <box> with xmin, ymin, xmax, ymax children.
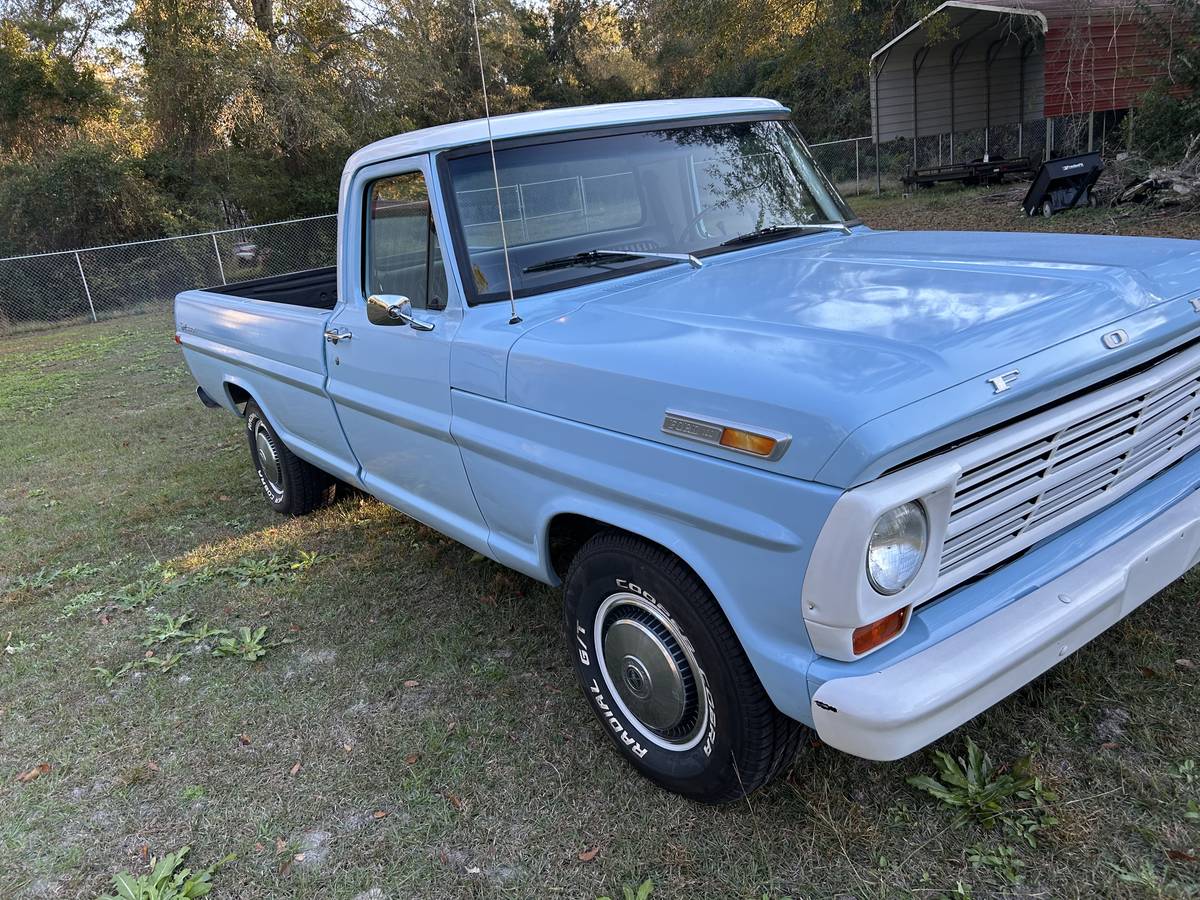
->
<box><xmin>3</xmin><ymin>210</ymin><xmax>1200</xmax><ymax>898</ymax></box>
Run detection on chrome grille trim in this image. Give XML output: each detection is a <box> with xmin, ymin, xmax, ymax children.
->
<box><xmin>931</xmin><ymin>342</ymin><xmax>1200</xmax><ymax>592</ymax></box>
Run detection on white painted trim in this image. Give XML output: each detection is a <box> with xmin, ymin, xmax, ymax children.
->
<box><xmin>871</xmin><ymin>1</ymin><xmax>1049</xmax><ymax>64</ymax></box>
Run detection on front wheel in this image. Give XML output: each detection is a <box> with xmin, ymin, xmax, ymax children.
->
<box><xmin>563</xmin><ymin>532</ymin><xmax>803</xmax><ymax>802</ymax></box>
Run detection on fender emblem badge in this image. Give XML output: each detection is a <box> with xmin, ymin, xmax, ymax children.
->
<box><xmin>1102</xmin><ymin>329</ymin><xmax>1129</xmax><ymax>350</ymax></box>
<box><xmin>986</xmin><ymin>370</ymin><xmax>1020</xmax><ymax>394</ymax></box>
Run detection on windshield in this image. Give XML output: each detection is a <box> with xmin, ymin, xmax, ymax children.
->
<box><xmin>443</xmin><ymin>118</ymin><xmax>855</xmax><ymax>303</ymax></box>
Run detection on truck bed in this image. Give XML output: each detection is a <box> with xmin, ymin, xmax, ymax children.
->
<box><xmin>212</xmin><ymin>266</ymin><xmax>337</xmax><ymax>310</ymax></box>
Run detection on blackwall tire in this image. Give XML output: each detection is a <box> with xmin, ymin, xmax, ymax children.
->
<box><xmin>244</xmin><ymin>401</ymin><xmax>334</xmax><ymax>516</ymax></box>
<box><xmin>563</xmin><ymin>531</ymin><xmax>804</xmax><ymax>803</ymax></box>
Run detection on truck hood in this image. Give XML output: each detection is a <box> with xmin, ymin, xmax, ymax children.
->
<box><xmin>506</xmin><ymin>229</ymin><xmax>1200</xmax><ymax>485</ymax></box>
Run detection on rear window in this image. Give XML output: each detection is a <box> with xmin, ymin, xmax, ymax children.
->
<box><xmin>452</xmin><ymin>161</ymin><xmax>644</xmax><ymax>250</ymax></box>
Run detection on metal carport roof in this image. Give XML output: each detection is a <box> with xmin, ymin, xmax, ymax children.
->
<box><xmin>870</xmin><ymin>1</ymin><xmax>1048</xmax><ymax>143</ymax></box>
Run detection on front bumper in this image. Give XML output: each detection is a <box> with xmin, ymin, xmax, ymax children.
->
<box><xmin>811</xmin><ymin>482</ymin><xmax>1200</xmax><ymax>761</ymax></box>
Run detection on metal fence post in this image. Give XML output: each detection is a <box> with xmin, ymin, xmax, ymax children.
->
<box><xmin>855</xmin><ymin>140</ymin><xmax>861</xmax><ymax>196</ymax></box>
<box><xmin>75</xmin><ymin>251</ymin><xmax>97</xmax><ymax>323</ymax></box>
<box><xmin>212</xmin><ymin>233</ymin><xmax>227</xmax><ymax>285</ymax></box>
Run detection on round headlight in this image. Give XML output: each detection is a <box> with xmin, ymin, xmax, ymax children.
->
<box><xmin>866</xmin><ymin>501</ymin><xmax>928</xmax><ymax>595</ymax></box>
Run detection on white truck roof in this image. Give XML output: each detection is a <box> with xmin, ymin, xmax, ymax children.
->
<box><xmin>344</xmin><ymin>97</ymin><xmax>788</xmax><ymax>173</ymax></box>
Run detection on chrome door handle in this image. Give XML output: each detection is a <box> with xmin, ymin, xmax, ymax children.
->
<box><xmin>324</xmin><ymin>328</ymin><xmax>352</xmax><ymax>344</ymax></box>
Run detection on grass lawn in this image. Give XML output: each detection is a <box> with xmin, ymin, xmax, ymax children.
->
<box><xmin>2</xmin><ymin>194</ymin><xmax>1200</xmax><ymax>899</ymax></box>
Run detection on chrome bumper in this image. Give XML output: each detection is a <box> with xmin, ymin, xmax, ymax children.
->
<box><xmin>810</xmin><ymin>486</ymin><xmax>1200</xmax><ymax>761</ymax></box>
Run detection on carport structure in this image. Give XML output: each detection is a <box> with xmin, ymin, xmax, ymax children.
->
<box><xmin>871</xmin><ymin>2</ymin><xmax>1047</xmax><ymax>172</ymax></box>
<box><xmin>869</xmin><ymin>0</ymin><xmax>1176</xmax><ymax>187</ymax></box>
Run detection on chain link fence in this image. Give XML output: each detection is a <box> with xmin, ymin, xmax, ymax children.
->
<box><xmin>0</xmin><ymin>215</ymin><xmax>337</xmax><ymax>337</ymax></box>
<box><xmin>810</xmin><ymin>115</ymin><xmax>1120</xmax><ymax>196</ymax></box>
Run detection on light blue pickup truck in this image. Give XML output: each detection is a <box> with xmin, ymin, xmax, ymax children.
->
<box><xmin>176</xmin><ymin>97</ymin><xmax>1200</xmax><ymax>802</ymax></box>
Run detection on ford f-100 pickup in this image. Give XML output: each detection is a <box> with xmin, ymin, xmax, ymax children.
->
<box><xmin>175</xmin><ymin>97</ymin><xmax>1200</xmax><ymax>802</ymax></box>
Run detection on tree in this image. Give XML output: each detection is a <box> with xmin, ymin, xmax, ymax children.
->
<box><xmin>0</xmin><ymin>7</ymin><xmax>116</xmax><ymax>157</ymax></box>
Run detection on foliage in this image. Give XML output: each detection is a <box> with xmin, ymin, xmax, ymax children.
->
<box><xmin>0</xmin><ymin>16</ymin><xmax>115</xmax><ymax>155</ymax></box>
<box><xmin>0</xmin><ymin>0</ymin><xmax>941</xmax><ymax>253</ymax></box>
<box><xmin>907</xmin><ymin>737</ymin><xmax>1059</xmax><ymax>847</ymax></box>
<box><xmin>212</xmin><ymin>625</ymin><xmax>275</xmax><ymax>661</ymax></box>
<box><xmin>1133</xmin><ymin>0</ymin><xmax>1200</xmax><ymax>163</ymax></box>
<box><xmin>1</xmin><ymin>0</ymin><xmax>1191</xmax><ymax>253</ymax></box>
<box><xmin>599</xmin><ymin>878</ymin><xmax>654</xmax><ymax>900</ymax></box>
<box><xmin>92</xmin><ymin>660</ymin><xmax>138</xmax><ymax>687</ymax></box>
<box><xmin>142</xmin><ymin>612</ymin><xmax>197</xmax><ymax>645</ymax></box>
<box><xmin>1129</xmin><ymin>84</ymin><xmax>1200</xmax><ymax>164</ymax></box>
<box><xmin>205</xmin><ymin>550</ymin><xmax>321</xmax><ymax>587</ymax></box>
<box><xmin>967</xmin><ymin>843</ymin><xmax>1025</xmax><ymax>885</ymax></box>
<box><xmin>0</xmin><ymin>139</ymin><xmax>185</xmax><ymax>255</ymax></box>
<box><xmin>98</xmin><ymin>845</ymin><xmax>233</xmax><ymax>900</ymax></box>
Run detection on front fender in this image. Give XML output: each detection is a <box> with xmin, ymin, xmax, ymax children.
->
<box><xmin>450</xmin><ymin>389</ymin><xmax>841</xmax><ymax>725</ymax></box>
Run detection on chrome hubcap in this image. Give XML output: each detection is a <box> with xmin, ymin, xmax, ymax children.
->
<box><xmin>596</xmin><ymin>593</ymin><xmax>708</xmax><ymax>749</ymax></box>
<box><xmin>254</xmin><ymin>426</ymin><xmax>282</xmax><ymax>493</ymax></box>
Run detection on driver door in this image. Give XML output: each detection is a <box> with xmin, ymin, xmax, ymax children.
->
<box><xmin>323</xmin><ymin>159</ymin><xmax>489</xmax><ymax>550</ymax></box>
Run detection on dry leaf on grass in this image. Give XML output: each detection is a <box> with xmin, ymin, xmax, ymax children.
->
<box><xmin>289</xmin><ymin>761</ymin><xmax>301</xmax><ymax>776</ymax></box>
<box><xmin>16</xmin><ymin>763</ymin><xmax>50</xmax><ymax>783</ymax></box>
<box><xmin>404</xmin><ymin>753</ymin><xmax>420</xmax><ymax>765</ymax></box>
<box><xmin>403</xmin><ymin>679</ymin><xmax>420</xmax><ymax>688</ymax></box>
<box><xmin>373</xmin><ymin>810</ymin><xmax>387</xmax><ymax>819</ymax></box>
<box><xmin>578</xmin><ymin>845</ymin><xmax>601</xmax><ymax>862</ymax></box>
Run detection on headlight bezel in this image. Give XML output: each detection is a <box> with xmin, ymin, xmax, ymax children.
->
<box><xmin>800</xmin><ymin>457</ymin><xmax>958</xmax><ymax>662</ymax></box>
<box><xmin>865</xmin><ymin>500</ymin><xmax>929</xmax><ymax>596</ymax></box>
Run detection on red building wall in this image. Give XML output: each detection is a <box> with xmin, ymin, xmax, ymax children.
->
<box><xmin>1019</xmin><ymin>0</ymin><xmax>1180</xmax><ymax>117</ymax></box>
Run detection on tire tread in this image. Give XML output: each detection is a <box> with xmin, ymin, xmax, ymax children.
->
<box><xmin>246</xmin><ymin>401</ymin><xmax>334</xmax><ymax>516</ymax></box>
<box><xmin>566</xmin><ymin>530</ymin><xmax>804</xmax><ymax>802</ymax></box>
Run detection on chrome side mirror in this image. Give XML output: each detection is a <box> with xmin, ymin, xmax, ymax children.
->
<box><xmin>366</xmin><ymin>294</ymin><xmax>436</xmax><ymax>331</ymax></box>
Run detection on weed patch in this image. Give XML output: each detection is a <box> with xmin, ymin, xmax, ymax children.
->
<box><xmin>212</xmin><ymin>626</ymin><xmax>281</xmax><ymax>661</ymax></box>
<box><xmin>98</xmin><ymin>845</ymin><xmax>233</xmax><ymax>900</ymax></box>
<box><xmin>907</xmin><ymin>737</ymin><xmax>1059</xmax><ymax>847</ymax></box>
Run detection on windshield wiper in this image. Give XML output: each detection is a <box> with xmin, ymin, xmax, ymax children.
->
<box><xmin>523</xmin><ymin>248</ymin><xmax>703</xmax><ymax>274</ymax></box>
<box><xmin>719</xmin><ymin>222</ymin><xmax>852</xmax><ymax>248</ymax></box>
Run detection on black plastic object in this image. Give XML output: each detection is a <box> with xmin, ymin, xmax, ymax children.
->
<box><xmin>1022</xmin><ymin>152</ymin><xmax>1104</xmax><ymax>217</ymax></box>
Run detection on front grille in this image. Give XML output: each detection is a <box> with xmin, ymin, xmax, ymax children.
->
<box><xmin>935</xmin><ymin>342</ymin><xmax>1200</xmax><ymax>584</ymax></box>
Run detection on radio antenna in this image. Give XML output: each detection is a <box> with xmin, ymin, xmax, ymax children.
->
<box><xmin>469</xmin><ymin>0</ymin><xmax>520</xmax><ymax>325</ymax></box>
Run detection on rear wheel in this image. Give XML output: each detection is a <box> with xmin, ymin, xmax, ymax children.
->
<box><xmin>1041</xmin><ymin>199</ymin><xmax>1054</xmax><ymax>218</ymax></box>
<box><xmin>563</xmin><ymin>531</ymin><xmax>803</xmax><ymax>802</ymax></box>
<box><xmin>244</xmin><ymin>401</ymin><xmax>333</xmax><ymax>516</ymax></box>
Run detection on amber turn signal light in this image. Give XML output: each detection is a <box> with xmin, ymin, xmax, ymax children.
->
<box><xmin>852</xmin><ymin>607</ymin><xmax>908</xmax><ymax>655</ymax></box>
<box><xmin>718</xmin><ymin>427</ymin><xmax>778</xmax><ymax>457</ymax></box>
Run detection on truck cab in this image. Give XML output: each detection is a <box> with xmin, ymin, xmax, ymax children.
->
<box><xmin>176</xmin><ymin>98</ymin><xmax>1200</xmax><ymax>801</ymax></box>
